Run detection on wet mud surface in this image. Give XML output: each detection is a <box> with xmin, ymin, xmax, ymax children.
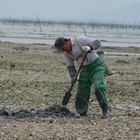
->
<box><xmin>0</xmin><ymin>105</ymin><xmax>75</xmax><ymax>118</ymax></box>
<box><xmin>0</xmin><ymin>42</ymin><xmax>140</xmax><ymax>140</ymax></box>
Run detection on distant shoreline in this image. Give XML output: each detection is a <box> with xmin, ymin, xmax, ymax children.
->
<box><xmin>0</xmin><ymin>23</ymin><xmax>140</xmax><ymax>47</ymax></box>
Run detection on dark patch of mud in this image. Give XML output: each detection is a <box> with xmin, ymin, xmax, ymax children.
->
<box><xmin>0</xmin><ymin>105</ymin><xmax>75</xmax><ymax>118</ymax></box>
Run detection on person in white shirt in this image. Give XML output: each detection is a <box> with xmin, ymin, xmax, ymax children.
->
<box><xmin>54</xmin><ymin>35</ymin><xmax>109</xmax><ymax>118</ymax></box>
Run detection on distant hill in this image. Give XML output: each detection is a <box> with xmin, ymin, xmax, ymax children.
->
<box><xmin>91</xmin><ymin>2</ymin><xmax>140</xmax><ymax>24</ymax></box>
<box><xmin>115</xmin><ymin>2</ymin><xmax>140</xmax><ymax>23</ymax></box>
<box><xmin>72</xmin><ymin>1</ymin><xmax>140</xmax><ymax>24</ymax></box>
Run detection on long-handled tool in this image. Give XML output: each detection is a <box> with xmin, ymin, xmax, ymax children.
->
<box><xmin>62</xmin><ymin>52</ymin><xmax>88</xmax><ymax>106</ymax></box>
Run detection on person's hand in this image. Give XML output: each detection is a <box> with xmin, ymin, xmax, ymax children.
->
<box><xmin>82</xmin><ymin>46</ymin><xmax>91</xmax><ymax>53</ymax></box>
<box><xmin>71</xmin><ymin>76</ymin><xmax>77</xmax><ymax>85</ymax></box>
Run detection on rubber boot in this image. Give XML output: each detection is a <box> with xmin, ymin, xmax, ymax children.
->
<box><xmin>101</xmin><ymin>105</ymin><xmax>109</xmax><ymax>118</ymax></box>
<box><xmin>97</xmin><ymin>51</ymin><xmax>114</xmax><ymax>76</ymax></box>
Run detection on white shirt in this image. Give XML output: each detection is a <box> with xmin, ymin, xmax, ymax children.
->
<box><xmin>64</xmin><ymin>36</ymin><xmax>100</xmax><ymax>66</ymax></box>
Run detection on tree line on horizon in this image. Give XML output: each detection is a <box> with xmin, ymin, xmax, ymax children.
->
<box><xmin>0</xmin><ymin>17</ymin><xmax>140</xmax><ymax>31</ymax></box>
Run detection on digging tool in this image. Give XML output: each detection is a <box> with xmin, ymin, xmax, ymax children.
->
<box><xmin>62</xmin><ymin>52</ymin><xmax>88</xmax><ymax>106</ymax></box>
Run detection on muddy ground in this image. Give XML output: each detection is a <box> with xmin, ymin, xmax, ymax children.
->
<box><xmin>0</xmin><ymin>42</ymin><xmax>140</xmax><ymax>140</ymax></box>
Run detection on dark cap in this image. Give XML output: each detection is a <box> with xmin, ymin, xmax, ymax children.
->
<box><xmin>54</xmin><ymin>37</ymin><xmax>65</xmax><ymax>50</ymax></box>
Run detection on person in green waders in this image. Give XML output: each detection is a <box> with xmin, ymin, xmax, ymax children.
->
<box><xmin>54</xmin><ymin>35</ymin><xmax>109</xmax><ymax>118</ymax></box>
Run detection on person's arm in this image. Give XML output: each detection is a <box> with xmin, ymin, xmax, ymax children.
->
<box><xmin>64</xmin><ymin>52</ymin><xmax>76</xmax><ymax>78</ymax></box>
<box><xmin>82</xmin><ymin>39</ymin><xmax>101</xmax><ymax>53</ymax></box>
<box><xmin>76</xmin><ymin>36</ymin><xmax>101</xmax><ymax>52</ymax></box>
<box><xmin>88</xmin><ymin>40</ymin><xmax>101</xmax><ymax>50</ymax></box>
<box><xmin>67</xmin><ymin>65</ymin><xmax>76</xmax><ymax>78</ymax></box>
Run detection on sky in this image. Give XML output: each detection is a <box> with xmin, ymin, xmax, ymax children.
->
<box><xmin>116</xmin><ymin>0</ymin><xmax>140</xmax><ymax>3</ymax></box>
<box><xmin>0</xmin><ymin>0</ymin><xmax>140</xmax><ymax>24</ymax></box>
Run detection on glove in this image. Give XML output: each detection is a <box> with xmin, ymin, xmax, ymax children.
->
<box><xmin>82</xmin><ymin>46</ymin><xmax>91</xmax><ymax>53</ymax></box>
<box><xmin>71</xmin><ymin>76</ymin><xmax>77</xmax><ymax>85</ymax></box>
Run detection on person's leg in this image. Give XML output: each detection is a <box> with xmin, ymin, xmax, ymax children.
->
<box><xmin>75</xmin><ymin>71</ymin><xmax>91</xmax><ymax>116</ymax></box>
<box><xmin>91</xmin><ymin>66</ymin><xmax>108</xmax><ymax>117</ymax></box>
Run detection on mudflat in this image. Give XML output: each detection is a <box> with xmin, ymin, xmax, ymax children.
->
<box><xmin>0</xmin><ymin>42</ymin><xmax>140</xmax><ymax>140</ymax></box>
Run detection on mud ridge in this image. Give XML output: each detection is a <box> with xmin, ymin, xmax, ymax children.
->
<box><xmin>0</xmin><ymin>104</ymin><xmax>75</xmax><ymax>118</ymax></box>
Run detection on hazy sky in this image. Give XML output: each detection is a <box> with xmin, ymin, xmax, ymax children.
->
<box><xmin>116</xmin><ymin>0</ymin><xmax>140</xmax><ymax>3</ymax></box>
<box><xmin>0</xmin><ymin>0</ymin><xmax>140</xmax><ymax>23</ymax></box>
<box><xmin>115</xmin><ymin>0</ymin><xmax>140</xmax><ymax>3</ymax></box>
